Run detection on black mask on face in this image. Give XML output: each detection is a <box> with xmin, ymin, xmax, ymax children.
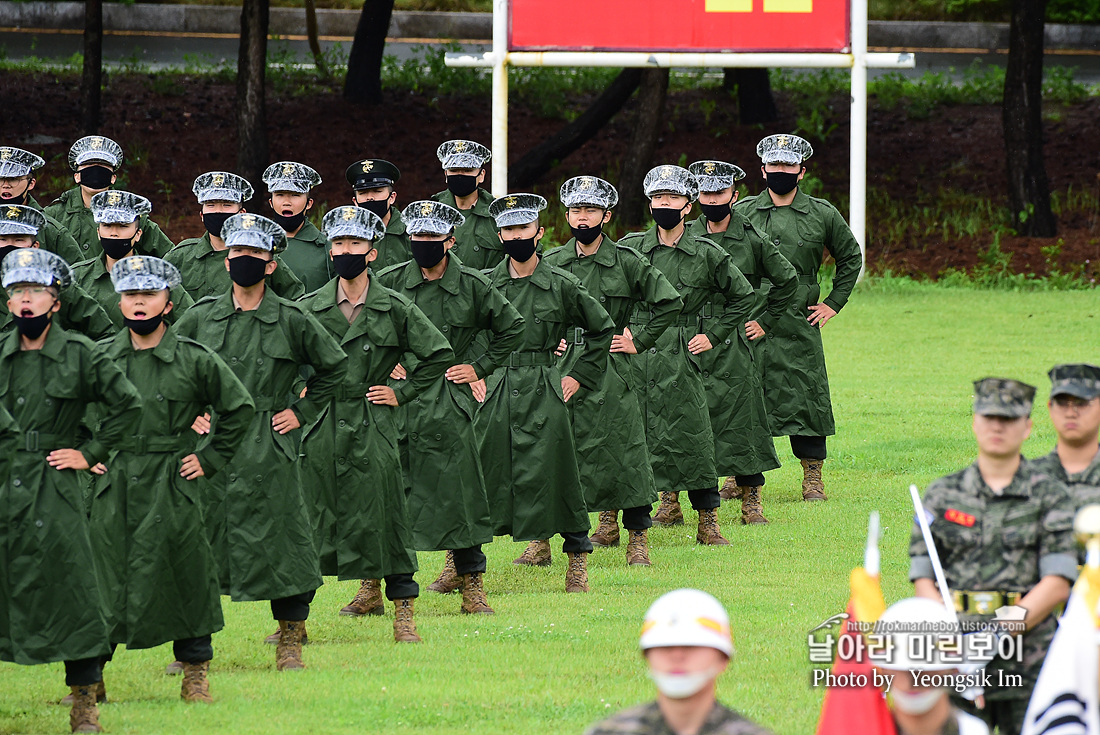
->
<box><xmin>650</xmin><ymin>206</ymin><xmax>685</xmax><ymax>230</ymax></box>
<box><xmin>268</xmin><ymin>209</ymin><xmax>306</xmax><ymax>232</ymax></box>
<box><xmin>765</xmin><ymin>170</ymin><xmax>800</xmax><ymax>196</ymax></box>
<box><xmin>410</xmin><ymin>239</ymin><xmax>447</xmax><ymax>269</ymax></box>
<box><xmin>13</xmin><ymin>310</ymin><xmax>52</xmax><ymax>339</ymax></box>
<box><xmin>570</xmin><ymin>223</ymin><xmax>603</xmax><ymax>245</ymax></box>
<box><xmin>503</xmin><ymin>236</ymin><xmax>538</xmax><ymax>263</ymax></box>
<box><xmin>0</xmin><ymin>244</ymin><xmax>18</xmax><ymax>264</ymax></box>
<box><xmin>79</xmin><ymin>165</ymin><xmax>114</xmax><ymax>190</ymax></box>
<box><xmin>446</xmin><ymin>174</ymin><xmax>478</xmax><ymax>198</ymax></box>
<box><xmin>124</xmin><ymin>313</ymin><xmax>164</xmax><ymax>335</ymax></box>
<box><xmin>699</xmin><ymin>201</ymin><xmax>732</xmax><ymax>223</ymax></box>
<box><xmin>228</xmin><ymin>254</ymin><xmax>269</xmax><ymax>287</ymax></box>
<box><xmin>202</xmin><ymin>212</ymin><xmax>234</xmax><ymax>238</ymax></box>
<box><xmin>332</xmin><ymin>252</ymin><xmax>370</xmax><ymax>280</ymax></box>
<box><xmin>0</xmin><ymin>181</ymin><xmax>30</xmax><ymax>205</ymax></box>
<box><xmin>100</xmin><ymin>236</ymin><xmax>134</xmax><ymax>260</ymax></box>
<box><xmin>356</xmin><ymin>199</ymin><xmax>391</xmax><ymax>219</ymax></box>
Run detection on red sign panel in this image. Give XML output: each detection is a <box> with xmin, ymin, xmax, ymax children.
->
<box><xmin>510</xmin><ymin>0</ymin><xmax>850</xmax><ymax>53</ymax></box>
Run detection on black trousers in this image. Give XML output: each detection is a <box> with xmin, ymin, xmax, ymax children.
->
<box><xmin>453</xmin><ymin>546</ymin><xmax>487</xmax><ymax>576</ymax></box>
<box><xmin>561</xmin><ymin>531</ymin><xmax>593</xmax><ymax>554</ymax></box>
<box><xmin>270</xmin><ymin>588</ymin><xmax>317</xmax><ymax>621</ymax></box>
<box><xmin>103</xmin><ymin>636</ymin><xmax>213</xmax><ymax>667</ymax></box>
<box><xmin>382</xmin><ymin>573</ymin><xmax>419</xmax><ymax>601</ymax></box>
<box><xmin>735</xmin><ymin>473</ymin><xmax>766</xmax><ymax>487</ymax></box>
<box><xmin>790</xmin><ymin>435</ymin><xmax>827</xmax><ymax>460</ymax></box>
<box><xmin>622</xmin><ymin>505</ymin><xmax>653</xmax><ymax>530</ymax></box>
<box><xmin>686</xmin><ymin>487</ymin><xmax>720</xmax><ymax>511</ymax></box>
<box><xmin>64</xmin><ymin>657</ymin><xmax>103</xmax><ymax>687</ymax></box>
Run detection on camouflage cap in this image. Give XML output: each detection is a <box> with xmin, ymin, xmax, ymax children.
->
<box><xmin>688</xmin><ymin>160</ymin><xmax>746</xmax><ymax>192</ymax></box>
<box><xmin>111</xmin><ymin>255</ymin><xmax>182</xmax><ymax>293</ymax></box>
<box><xmin>559</xmin><ymin>176</ymin><xmax>619</xmax><ymax>210</ymax></box>
<box><xmin>68</xmin><ymin>135</ymin><xmax>124</xmax><ymax>171</ymax></box>
<box><xmin>345</xmin><ymin>159</ymin><xmax>400</xmax><ymax>191</ymax></box>
<box><xmin>192</xmin><ymin>171</ymin><xmax>254</xmax><ymax>204</ymax></box>
<box><xmin>0</xmin><ymin>147</ymin><xmax>45</xmax><ymax>179</ymax></box>
<box><xmin>436</xmin><ymin>139</ymin><xmax>491</xmax><ymax>170</ymax></box>
<box><xmin>757</xmin><ymin>134</ymin><xmax>813</xmax><ymax>166</ymax></box>
<box><xmin>221</xmin><ymin>212</ymin><xmax>287</xmax><ymax>253</ymax></box>
<box><xmin>262</xmin><ymin>161</ymin><xmax>322</xmax><ymax>194</ymax></box>
<box><xmin>643</xmin><ymin>165</ymin><xmax>699</xmax><ymax>201</ymax></box>
<box><xmin>90</xmin><ymin>190</ymin><xmax>152</xmax><ymax>225</ymax></box>
<box><xmin>0</xmin><ymin>204</ymin><xmax>46</xmax><ymax>237</ymax></box>
<box><xmin>2</xmin><ymin>248</ymin><xmax>72</xmax><ymax>290</ymax></box>
<box><xmin>1048</xmin><ymin>363</ymin><xmax>1100</xmax><ymax>401</ymax></box>
<box><xmin>973</xmin><ymin>377</ymin><xmax>1036</xmax><ymax>418</ymax></box>
<box><xmin>402</xmin><ymin>200</ymin><xmax>465</xmax><ymax>237</ymax></box>
<box><xmin>489</xmin><ymin>193</ymin><xmax>547</xmax><ymax>228</ymax></box>
<box><xmin>322</xmin><ymin>206</ymin><xmax>386</xmax><ymax>242</ymax></box>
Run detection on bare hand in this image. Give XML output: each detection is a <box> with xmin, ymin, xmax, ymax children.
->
<box><xmin>180</xmin><ymin>453</ymin><xmax>206</xmax><ymax>480</ymax></box>
<box><xmin>367</xmin><ymin>385</ymin><xmax>399</xmax><ymax>406</ymax></box>
<box><xmin>299</xmin><ymin>386</ymin><xmax>308</xmax><ymax>398</ymax></box>
<box><xmin>687</xmin><ymin>333</ymin><xmax>713</xmax><ymax>355</ymax></box>
<box><xmin>610</xmin><ymin>328</ymin><xmax>638</xmax><ymax>354</ymax></box>
<box><xmin>446</xmin><ymin>364</ymin><xmax>480</xmax><ymax>384</ymax></box>
<box><xmin>192</xmin><ymin>412</ymin><xmax>211</xmax><ymax>435</ymax></box>
<box><xmin>390</xmin><ymin>363</ymin><xmax>407</xmax><ymax>380</ymax></box>
<box><xmin>562</xmin><ymin>376</ymin><xmax>581</xmax><ymax>402</ymax></box>
<box><xmin>272</xmin><ymin>409</ymin><xmax>301</xmax><ymax>435</ymax></box>
<box><xmin>745</xmin><ymin>320</ymin><xmax>765</xmax><ymax>340</ymax></box>
<box><xmin>807</xmin><ymin>302</ymin><xmax>837</xmax><ymax>327</ymax></box>
<box><xmin>471</xmin><ymin>379</ymin><xmax>487</xmax><ymax>403</ymax></box>
<box><xmin>47</xmin><ymin>448</ymin><xmax>90</xmax><ymax>471</ymax></box>
<box><xmin>91</xmin><ymin>463</ymin><xmax>108</xmax><ymax>476</ymax></box>
<box><xmin>554</xmin><ymin>338</ymin><xmax>567</xmax><ymax>357</ymax></box>
<box><xmin>975</xmin><ymin>694</ymin><xmax>985</xmax><ymax>710</ymax></box>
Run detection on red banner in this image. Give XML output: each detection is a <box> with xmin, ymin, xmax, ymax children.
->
<box><xmin>510</xmin><ymin>0</ymin><xmax>850</xmax><ymax>53</ymax></box>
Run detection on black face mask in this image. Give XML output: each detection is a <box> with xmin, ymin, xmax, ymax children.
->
<box><xmin>446</xmin><ymin>174</ymin><xmax>478</xmax><ymax>198</ymax></box>
<box><xmin>228</xmin><ymin>254</ymin><xmax>269</xmax><ymax>287</ymax></box>
<box><xmin>503</xmin><ymin>237</ymin><xmax>538</xmax><ymax>263</ymax></box>
<box><xmin>699</xmin><ymin>201</ymin><xmax>732</xmax><ymax>223</ymax></box>
<box><xmin>410</xmin><ymin>239</ymin><xmax>447</xmax><ymax>269</ymax></box>
<box><xmin>124</xmin><ymin>313</ymin><xmax>163</xmax><ymax>335</ymax></box>
<box><xmin>332</xmin><ymin>252</ymin><xmax>370</xmax><ymax>280</ymax></box>
<box><xmin>356</xmin><ymin>199</ymin><xmax>391</xmax><ymax>219</ymax></box>
<box><xmin>0</xmin><ymin>245</ymin><xmax>18</xmax><ymax>265</ymax></box>
<box><xmin>100</xmin><ymin>236</ymin><xmax>134</xmax><ymax>260</ymax></box>
<box><xmin>79</xmin><ymin>165</ymin><xmax>114</xmax><ymax>190</ymax></box>
<box><xmin>13</xmin><ymin>310</ymin><xmax>52</xmax><ymax>339</ymax></box>
<box><xmin>268</xmin><ymin>209</ymin><xmax>306</xmax><ymax>232</ymax></box>
<box><xmin>202</xmin><ymin>212</ymin><xmax>234</xmax><ymax>238</ymax></box>
<box><xmin>570</xmin><ymin>223</ymin><xmax>603</xmax><ymax>246</ymax></box>
<box><xmin>0</xmin><ymin>182</ymin><xmax>30</xmax><ymax>205</ymax></box>
<box><xmin>765</xmin><ymin>170</ymin><xmax>800</xmax><ymax>196</ymax></box>
<box><xmin>650</xmin><ymin>206</ymin><xmax>685</xmax><ymax>230</ymax></box>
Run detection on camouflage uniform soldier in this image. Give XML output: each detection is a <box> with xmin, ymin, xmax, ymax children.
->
<box><xmin>44</xmin><ymin>136</ymin><xmax>175</xmax><ymax>259</ymax></box>
<box><xmin>346</xmin><ymin>159</ymin><xmax>411</xmax><ymax>271</ymax></box>
<box><xmin>261</xmin><ymin>162</ymin><xmax>331</xmax><ymax>293</ymax></box>
<box><xmin>0</xmin><ymin>146</ymin><xmax>85</xmax><ymax>263</ymax></box>
<box><xmin>431</xmin><ymin>140</ymin><xmax>504</xmax><ymax>271</ymax></box>
<box><xmin>1030</xmin><ymin>364</ymin><xmax>1100</xmax><ymax>523</ymax></box>
<box><xmin>166</xmin><ymin>172</ymin><xmax>304</xmax><ymax>301</ymax></box>
<box><xmin>909</xmin><ymin>378</ymin><xmax>1078</xmax><ymax>735</ymax></box>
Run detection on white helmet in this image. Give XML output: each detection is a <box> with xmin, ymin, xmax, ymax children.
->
<box><xmin>874</xmin><ymin>597</ymin><xmax>958</xmax><ymax>671</ymax></box>
<box><xmin>640</xmin><ymin>589</ymin><xmax>733</xmax><ymax>657</ymax></box>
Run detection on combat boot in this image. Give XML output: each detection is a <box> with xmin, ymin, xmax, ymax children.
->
<box><xmin>741</xmin><ymin>486</ymin><xmax>769</xmax><ymax>525</ymax></box>
<box><xmin>460</xmin><ymin>573</ymin><xmax>494</xmax><ymax>615</ymax></box>
<box><xmin>340</xmin><ymin>578</ymin><xmax>385</xmax><ymax>616</ymax></box>
<box><xmin>393</xmin><ymin>598</ymin><xmax>422</xmax><ymax>643</ymax></box>
<box><xmin>427</xmin><ymin>550</ymin><xmax>462</xmax><ymax>593</ymax></box>
<box><xmin>800</xmin><ymin>459</ymin><xmax>827</xmax><ymax>501</ymax></box>
<box><xmin>180</xmin><ymin>661</ymin><xmax>213</xmax><ymax>703</ymax></box>
<box><xmin>589</xmin><ymin>510</ymin><xmax>621</xmax><ymax>547</ymax></box>
<box><xmin>264</xmin><ymin>623</ymin><xmax>309</xmax><ymax>644</ymax></box>
<box><xmin>565</xmin><ymin>552</ymin><xmax>589</xmax><ymax>593</ymax></box>
<box><xmin>512</xmin><ymin>539</ymin><xmax>552</xmax><ymax>566</ymax></box>
<box><xmin>625</xmin><ymin>528</ymin><xmax>652</xmax><ymax>566</ymax></box>
<box><xmin>652</xmin><ymin>492</ymin><xmax>684</xmax><ymax>526</ymax></box>
<box><xmin>719</xmin><ymin>476</ymin><xmax>743</xmax><ymax>501</ymax></box>
<box><xmin>275</xmin><ymin>620</ymin><xmax>306</xmax><ymax>671</ymax></box>
<box><xmin>61</xmin><ymin>680</ymin><xmax>106</xmax><ymax>705</ymax></box>
<box><xmin>165</xmin><ymin>660</ymin><xmax>183</xmax><ymax>675</ymax></box>
<box><xmin>68</xmin><ymin>685</ymin><xmax>102</xmax><ymax>733</ymax></box>
<box><xmin>696</xmin><ymin>508</ymin><xmax>730</xmax><ymax>546</ymax></box>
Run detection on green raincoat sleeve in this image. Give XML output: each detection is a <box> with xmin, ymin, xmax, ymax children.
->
<box><xmin>560</xmin><ymin>277</ymin><xmax>614</xmax><ymax>390</ymax></box>
<box><xmin>392</xmin><ymin>301</ymin><xmax>455</xmax><ymax>405</ymax></box>
<box><xmin>60</xmin><ymin>282</ymin><xmax>117</xmax><ymax>340</ymax></box>
<box><xmin>468</xmin><ymin>282</ymin><xmax>525</xmax><ymax>379</ymax></box>
<box><xmin>288</xmin><ymin>308</ymin><xmax>348</xmax><ymax>425</ymax></box>
<box><xmin>78</xmin><ymin>338</ymin><xmax>143</xmax><ymax>464</ymax></box>
<box><xmin>819</xmin><ymin>203</ymin><xmax>862</xmax><ymax>313</ymax></box>
<box><xmin>189</xmin><ymin>340</ymin><xmax>256</xmax><ymax>478</ymax></box>
<box><xmin>623</xmin><ymin>250</ymin><xmax>684</xmax><ymax>351</ymax></box>
<box><xmin>703</xmin><ymin>246</ymin><xmax>754</xmax><ymax>347</ymax></box>
<box><xmin>751</xmin><ymin>221</ymin><xmax>798</xmax><ymax>334</ymax></box>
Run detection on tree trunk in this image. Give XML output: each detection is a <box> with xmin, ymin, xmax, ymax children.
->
<box><xmin>511</xmin><ymin>69</ymin><xmax>643</xmax><ymax>187</ymax></box>
<box><xmin>304</xmin><ymin>0</ymin><xmax>330</xmax><ymax>81</ymax></box>
<box><xmin>237</xmin><ymin>0</ymin><xmax>270</xmax><ymax>189</ymax></box>
<box><xmin>617</xmin><ymin>69</ymin><xmax>669</xmax><ymax>229</ymax></box>
<box><xmin>344</xmin><ymin>0</ymin><xmax>395</xmax><ymax>105</ymax></box>
<box><xmin>723</xmin><ymin>68</ymin><xmax>777</xmax><ymax>125</ymax></box>
<box><xmin>80</xmin><ymin>0</ymin><xmax>102</xmax><ymax>132</ymax></box>
<box><xmin>1003</xmin><ymin>0</ymin><xmax>1055</xmax><ymax>236</ymax></box>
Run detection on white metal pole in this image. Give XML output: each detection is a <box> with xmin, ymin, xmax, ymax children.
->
<box><xmin>850</xmin><ymin>0</ymin><xmax>868</xmax><ymax>280</ymax></box>
<box><xmin>490</xmin><ymin>0</ymin><xmax>508</xmax><ymax>197</ymax></box>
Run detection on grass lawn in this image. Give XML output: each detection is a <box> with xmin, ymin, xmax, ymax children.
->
<box><xmin>1</xmin><ymin>282</ymin><xmax>1094</xmax><ymax>734</ymax></box>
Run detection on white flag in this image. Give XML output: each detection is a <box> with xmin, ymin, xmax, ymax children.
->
<box><xmin>1021</xmin><ymin>568</ymin><xmax>1100</xmax><ymax>735</ymax></box>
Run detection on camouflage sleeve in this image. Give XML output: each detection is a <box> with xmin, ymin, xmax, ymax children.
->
<box><xmin>1037</xmin><ymin>478</ymin><xmax>1079</xmax><ymax>582</ymax></box>
<box><xmin>909</xmin><ymin>480</ymin><xmax>947</xmax><ymax>582</ymax></box>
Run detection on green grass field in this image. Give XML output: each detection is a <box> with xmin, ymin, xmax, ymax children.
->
<box><xmin>1</xmin><ymin>283</ymin><xmax>1094</xmax><ymax>735</ymax></box>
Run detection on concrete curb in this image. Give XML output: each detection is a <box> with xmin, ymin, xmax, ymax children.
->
<box><xmin>1</xmin><ymin>3</ymin><xmax>1098</xmax><ymax>51</ymax></box>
